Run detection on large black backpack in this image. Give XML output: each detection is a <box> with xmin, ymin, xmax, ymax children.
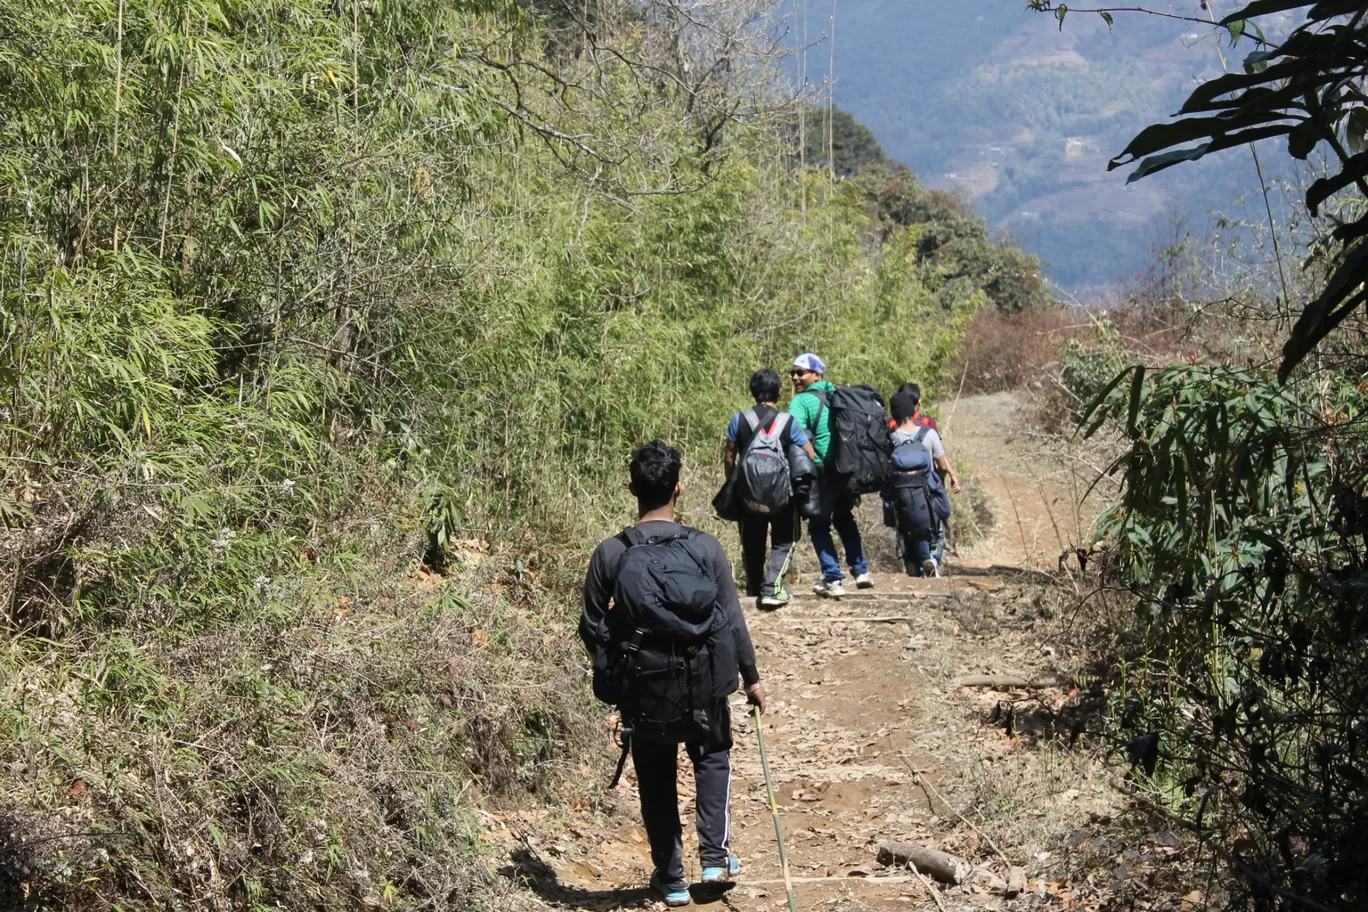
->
<box><xmin>890</xmin><ymin>467</ymin><xmax>935</xmax><ymax>541</ymax></box>
<box><xmin>591</xmin><ymin>528</ymin><xmax>735</xmax><ymax>743</ymax></box>
<box><xmin>811</xmin><ymin>385</ymin><xmax>891</xmax><ymax>494</ymax></box>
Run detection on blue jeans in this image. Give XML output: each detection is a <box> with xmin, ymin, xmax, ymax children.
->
<box><xmin>808</xmin><ymin>472</ymin><xmax>868</xmax><ymax>581</ymax></box>
<box><xmin>931</xmin><ymin>522</ymin><xmax>946</xmax><ymax>567</ymax></box>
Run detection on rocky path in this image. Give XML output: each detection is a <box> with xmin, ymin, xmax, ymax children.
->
<box><xmin>494</xmin><ymin>394</ymin><xmax>1175</xmax><ymax>912</ymax></box>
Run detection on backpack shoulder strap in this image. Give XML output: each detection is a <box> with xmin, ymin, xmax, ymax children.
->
<box><xmin>914</xmin><ymin>426</ymin><xmax>930</xmax><ymax>445</ymax></box>
<box><xmin>800</xmin><ymin>389</ymin><xmax>827</xmax><ymax>431</ymax></box>
<box><xmin>738</xmin><ymin>407</ymin><xmax>765</xmax><ymax>457</ymax></box>
<box><xmin>769</xmin><ymin>411</ymin><xmax>791</xmax><ymax>435</ymax></box>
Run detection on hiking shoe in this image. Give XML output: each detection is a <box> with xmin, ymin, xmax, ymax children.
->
<box><xmin>922</xmin><ymin>558</ymin><xmax>937</xmax><ymax>578</ymax></box>
<box><xmin>649</xmin><ymin>871</ymin><xmax>691</xmax><ymax>907</ymax></box>
<box><xmin>701</xmin><ymin>856</ymin><xmax>743</xmax><ymax>883</ymax></box>
<box><xmin>813</xmin><ymin>579</ymin><xmax>845</xmax><ymax>599</ymax></box>
<box><xmin>854</xmin><ymin>572</ymin><xmax>874</xmax><ymax>589</ymax></box>
<box><xmin>758</xmin><ymin>591</ymin><xmax>792</xmax><ymax>610</ymax></box>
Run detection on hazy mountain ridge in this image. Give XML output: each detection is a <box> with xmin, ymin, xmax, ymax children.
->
<box><xmin>806</xmin><ymin>1</ymin><xmax>1288</xmax><ymax>289</ymax></box>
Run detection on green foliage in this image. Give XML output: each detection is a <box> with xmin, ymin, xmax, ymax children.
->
<box><xmin>1085</xmin><ymin>364</ymin><xmax>1368</xmax><ymax>910</ymax></box>
<box><xmin>802</xmin><ymin>105</ymin><xmax>889</xmax><ymax>177</ymax></box>
<box><xmin>1059</xmin><ymin>313</ymin><xmax>1127</xmax><ymax>417</ymax></box>
<box><xmin>859</xmin><ymin>170</ymin><xmax>1051</xmax><ymax>314</ymax></box>
<box><xmin>1105</xmin><ymin>1</ymin><xmax>1368</xmax><ymax>378</ymax></box>
<box><xmin>0</xmin><ymin>0</ymin><xmax>1036</xmax><ymax>908</ymax></box>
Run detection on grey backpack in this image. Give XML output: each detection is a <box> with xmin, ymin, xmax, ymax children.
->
<box><xmin>739</xmin><ymin>409</ymin><xmax>792</xmax><ymax>514</ymax></box>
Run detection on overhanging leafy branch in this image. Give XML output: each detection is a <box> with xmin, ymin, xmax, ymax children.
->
<box><xmin>1101</xmin><ymin>1</ymin><xmax>1368</xmax><ymax>379</ymax></box>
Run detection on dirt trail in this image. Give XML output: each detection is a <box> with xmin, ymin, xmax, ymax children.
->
<box><xmin>495</xmin><ymin>393</ymin><xmax>1145</xmax><ymax>912</ymax></box>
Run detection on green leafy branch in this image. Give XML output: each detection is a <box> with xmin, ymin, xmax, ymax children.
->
<box><xmin>1100</xmin><ymin>1</ymin><xmax>1368</xmax><ymax>379</ymax></box>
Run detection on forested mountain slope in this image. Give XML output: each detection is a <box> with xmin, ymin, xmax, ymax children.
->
<box><xmin>805</xmin><ymin>0</ymin><xmax>1295</xmax><ymax>289</ymax></box>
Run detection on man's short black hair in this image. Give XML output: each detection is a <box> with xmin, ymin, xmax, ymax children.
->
<box><xmin>897</xmin><ymin>382</ymin><xmax>922</xmax><ymax>405</ymax></box>
<box><xmin>629</xmin><ymin>440</ymin><xmax>682</xmax><ymax>511</ymax></box>
<box><xmin>750</xmin><ymin>368</ymin><xmax>782</xmax><ymax>404</ymax></box>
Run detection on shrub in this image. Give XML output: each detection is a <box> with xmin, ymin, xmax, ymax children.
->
<box><xmin>947</xmin><ymin>306</ymin><xmax>1073</xmax><ymax>395</ymax></box>
<box><xmin>1084</xmin><ymin>364</ymin><xmax>1368</xmax><ymax>911</ymax></box>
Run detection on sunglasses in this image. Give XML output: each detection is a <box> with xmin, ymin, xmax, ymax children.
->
<box><xmin>790</xmin><ymin>368</ymin><xmax>811</xmax><ymax>377</ymax></box>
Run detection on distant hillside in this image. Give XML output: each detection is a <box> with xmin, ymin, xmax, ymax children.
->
<box><xmin>798</xmin><ymin>1</ymin><xmax>1291</xmax><ymax>290</ymax></box>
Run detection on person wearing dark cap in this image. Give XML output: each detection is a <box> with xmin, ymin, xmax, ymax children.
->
<box><xmin>892</xmin><ymin>382</ymin><xmax>940</xmax><ymax>434</ymax></box>
<box><xmin>888</xmin><ymin>388</ymin><xmax>960</xmax><ymax>575</ymax></box>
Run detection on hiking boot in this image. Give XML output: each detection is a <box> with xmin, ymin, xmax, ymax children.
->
<box><xmin>701</xmin><ymin>856</ymin><xmax>743</xmax><ymax>883</ymax></box>
<box><xmin>813</xmin><ymin>579</ymin><xmax>845</xmax><ymax>599</ymax></box>
<box><xmin>854</xmin><ymin>572</ymin><xmax>874</xmax><ymax>589</ymax></box>
<box><xmin>649</xmin><ymin>871</ymin><xmax>691</xmax><ymax>907</ymax></box>
<box><xmin>758</xmin><ymin>589</ymin><xmax>791</xmax><ymax>610</ymax></box>
<box><xmin>921</xmin><ymin>558</ymin><xmax>937</xmax><ymax>578</ymax></box>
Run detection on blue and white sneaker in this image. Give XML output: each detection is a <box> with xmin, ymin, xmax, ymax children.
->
<box><xmin>701</xmin><ymin>856</ymin><xmax>742</xmax><ymax>883</ymax></box>
<box><xmin>649</xmin><ymin>871</ymin><xmax>691</xmax><ymax>907</ymax></box>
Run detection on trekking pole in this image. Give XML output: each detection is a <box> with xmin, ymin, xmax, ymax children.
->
<box><xmin>753</xmin><ymin>705</ymin><xmax>798</xmax><ymax>912</ymax></box>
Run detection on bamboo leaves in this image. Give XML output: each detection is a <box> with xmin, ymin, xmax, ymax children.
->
<box><xmin>1086</xmin><ymin>354</ymin><xmax>1368</xmax><ymax>909</ymax></box>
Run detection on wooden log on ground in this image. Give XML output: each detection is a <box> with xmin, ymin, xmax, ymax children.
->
<box><xmin>875</xmin><ymin>842</ymin><xmax>1017</xmax><ymax>894</ymax></box>
<box><xmin>875</xmin><ymin>842</ymin><xmax>971</xmax><ymax>884</ymax></box>
<box><xmin>953</xmin><ymin>674</ymin><xmax>1058</xmax><ymax>689</ymax></box>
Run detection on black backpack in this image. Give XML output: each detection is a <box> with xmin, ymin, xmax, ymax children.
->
<box><xmin>890</xmin><ymin>466</ymin><xmax>936</xmax><ymax>541</ymax></box>
<box><xmin>811</xmin><ymin>386</ymin><xmax>891</xmax><ymax>494</ymax></box>
<box><xmin>591</xmin><ymin>528</ymin><xmax>735</xmax><ymax>743</ymax></box>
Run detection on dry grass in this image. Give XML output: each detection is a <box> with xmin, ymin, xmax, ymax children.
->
<box><xmin>0</xmin><ymin>501</ymin><xmax>594</xmax><ymax>912</ymax></box>
<box><xmin>947</xmin><ymin>307</ymin><xmax>1078</xmax><ymax>397</ymax></box>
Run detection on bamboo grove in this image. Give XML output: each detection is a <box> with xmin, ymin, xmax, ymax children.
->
<box><xmin>0</xmin><ymin>0</ymin><xmax>1043</xmax><ymax>907</ymax></box>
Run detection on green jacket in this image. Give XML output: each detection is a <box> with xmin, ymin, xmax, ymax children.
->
<box><xmin>787</xmin><ymin>380</ymin><xmax>836</xmax><ymax>464</ymax></box>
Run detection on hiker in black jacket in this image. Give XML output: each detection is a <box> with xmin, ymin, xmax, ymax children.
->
<box><xmin>580</xmin><ymin>440</ymin><xmax>767</xmax><ymax>906</ymax></box>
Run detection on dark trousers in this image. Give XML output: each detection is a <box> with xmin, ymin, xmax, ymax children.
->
<box><xmin>632</xmin><ymin>716</ymin><xmax>733</xmax><ymax>890</ymax></box>
<box><xmin>900</xmin><ymin>531</ymin><xmax>932</xmax><ymax>575</ymax></box>
<box><xmin>737</xmin><ymin>505</ymin><xmax>799</xmax><ymax>598</ymax></box>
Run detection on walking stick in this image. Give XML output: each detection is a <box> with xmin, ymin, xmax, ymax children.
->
<box><xmin>754</xmin><ymin>705</ymin><xmax>798</xmax><ymax>912</ymax></box>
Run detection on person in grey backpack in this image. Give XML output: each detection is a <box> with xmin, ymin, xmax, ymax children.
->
<box><xmin>580</xmin><ymin>441</ymin><xmax>768</xmax><ymax>907</ymax></box>
<box><xmin>725</xmin><ymin>368</ymin><xmax>816</xmax><ymax>609</ymax></box>
<box><xmin>888</xmin><ymin>388</ymin><xmax>960</xmax><ymax>576</ymax></box>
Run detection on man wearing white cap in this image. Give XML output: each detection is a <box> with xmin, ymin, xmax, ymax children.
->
<box><xmin>786</xmin><ymin>352</ymin><xmax>872</xmax><ymax>598</ymax></box>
